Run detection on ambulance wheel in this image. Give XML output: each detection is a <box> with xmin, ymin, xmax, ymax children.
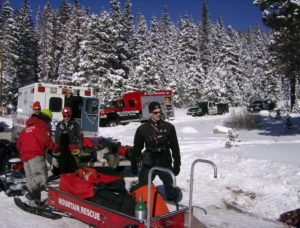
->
<box><xmin>107</xmin><ymin>121</ymin><xmax>118</xmax><ymax>127</ymax></box>
<box><xmin>138</xmin><ymin>113</ymin><xmax>143</xmax><ymax>120</ymax></box>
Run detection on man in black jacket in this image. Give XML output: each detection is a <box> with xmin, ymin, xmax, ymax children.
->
<box><xmin>55</xmin><ymin>107</ymin><xmax>83</xmax><ymax>173</ymax></box>
<box><xmin>131</xmin><ymin>101</ymin><xmax>181</xmax><ymax>201</ymax></box>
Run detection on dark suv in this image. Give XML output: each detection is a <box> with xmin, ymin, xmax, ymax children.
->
<box><xmin>187</xmin><ymin>106</ymin><xmax>203</xmax><ymax>116</ymax></box>
<box><xmin>247</xmin><ymin>100</ymin><xmax>276</xmax><ymax>112</ymax></box>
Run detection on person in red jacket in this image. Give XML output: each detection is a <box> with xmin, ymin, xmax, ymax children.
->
<box><xmin>32</xmin><ymin>101</ymin><xmax>41</xmax><ymax>116</ymax></box>
<box><xmin>17</xmin><ymin>109</ymin><xmax>58</xmax><ymax>206</ymax></box>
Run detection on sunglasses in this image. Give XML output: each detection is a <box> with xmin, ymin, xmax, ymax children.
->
<box><xmin>152</xmin><ymin>111</ymin><xmax>162</xmax><ymax>115</ymax></box>
<box><xmin>34</xmin><ymin>108</ymin><xmax>41</xmax><ymax>111</ymax></box>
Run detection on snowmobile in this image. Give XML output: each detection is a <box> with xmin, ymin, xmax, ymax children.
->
<box><xmin>0</xmin><ymin>139</ymin><xmax>25</xmax><ymax>197</ymax></box>
<box><xmin>0</xmin><ymin>158</ymin><xmax>26</xmax><ymax>196</ymax></box>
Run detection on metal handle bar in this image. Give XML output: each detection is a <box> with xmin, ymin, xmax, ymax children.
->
<box><xmin>146</xmin><ymin>167</ymin><xmax>176</xmax><ymax>228</ymax></box>
<box><xmin>188</xmin><ymin>159</ymin><xmax>217</xmax><ymax>228</ymax></box>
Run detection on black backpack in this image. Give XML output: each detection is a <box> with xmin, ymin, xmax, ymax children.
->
<box><xmin>91</xmin><ymin>179</ymin><xmax>136</xmax><ymax>216</ymax></box>
<box><xmin>0</xmin><ymin>139</ymin><xmax>20</xmax><ymax>173</ymax></box>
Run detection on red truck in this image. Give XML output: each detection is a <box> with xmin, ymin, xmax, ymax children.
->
<box><xmin>99</xmin><ymin>90</ymin><xmax>174</xmax><ymax>127</ymax></box>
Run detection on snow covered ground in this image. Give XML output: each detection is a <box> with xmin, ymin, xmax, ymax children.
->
<box><xmin>1</xmin><ymin>108</ymin><xmax>300</xmax><ymax>227</ymax></box>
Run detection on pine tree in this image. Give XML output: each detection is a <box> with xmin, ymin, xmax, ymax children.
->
<box><xmin>121</xmin><ymin>0</ymin><xmax>133</xmax><ymax>80</ymax></box>
<box><xmin>0</xmin><ymin>0</ymin><xmax>18</xmax><ymax>107</ymax></box>
<box><xmin>15</xmin><ymin>0</ymin><xmax>38</xmax><ymax>99</ymax></box>
<box><xmin>255</xmin><ymin>0</ymin><xmax>300</xmax><ymax>110</ymax></box>
<box><xmin>105</xmin><ymin>0</ymin><xmax>127</xmax><ymax>98</ymax></box>
<box><xmin>224</xmin><ymin>26</ymin><xmax>243</xmax><ymax>105</ymax></box>
<box><xmin>208</xmin><ymin>17</ymin><xmax>228</xmax><ymax>103</ymax></box>
<box><xmin>131</xmin><ymin>11</ymin><xmax>154</xmax><ymax>90</ymax></box>
<box><xmin>76</xmin><ymin>15</ymin><xmax>98</xmax><ymax>88</ymax></box>
<box><xmin>240</xmin><ymin>25</ymin><xmax>279</xmax><ymax>104</ymax></box>
<box><xmin>176</xmin><ymin>14</ymin><xmax>202</xmax><ymax>106</ymax></box>
<box><xmin>199</xmin><ymin>1</ymin><xmax>213</xmax><ymax>75</ymax></box>
<box><xmin>148</xmin><ymin>15</ymin><xmax>166</xmax><ymax>89</ymax></box>
<box><xmin>96</xmin><ymin>10</ymin><xmax>119</xmax><ymax>101</ymax></box>
<box><xmin>36</xmin><ymin>3</ymin><xmax>56</xmax><ymax>82</ymax></box>
<box><xmin>157</xmin><ymin>6</ymin><xmax>177</xmax><ymax>88</ymax></box>
<box><xmin>58</xmin><ymin>2</ymin><xmax>86</xmax><ymax>85</ymax></box>
<box><xmin>53</xmin><ymin>0</ymin><xmax>71</xmax><ymax>81</ymax></box>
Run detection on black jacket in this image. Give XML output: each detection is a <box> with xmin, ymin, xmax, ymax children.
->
<box><xmin>131</xmin><ymin>119</ymin><xmax>181</xmax><ymax>168</ymax></box>
<box><xmin>55</xmin><ymin>119</ymin><xmax>83</xmax><ymax>149</ymax></box>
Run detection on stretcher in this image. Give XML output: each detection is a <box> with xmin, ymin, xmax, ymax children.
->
<box><xmin>48</xmin><ymin>159</ymin><xmax>217</xmax><ymax>228</ymax></box>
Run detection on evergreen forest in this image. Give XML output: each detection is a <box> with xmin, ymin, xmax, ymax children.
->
<box><xmin>0</xmin><ymin>0</ymin><xmax>299</xmax><ymax>109</ymax></box>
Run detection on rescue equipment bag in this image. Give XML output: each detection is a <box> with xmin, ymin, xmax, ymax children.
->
<box><xmin>76</xmin><ymin>167</ymin><xmax>122</xmax><ymax>184</ymax></box>
<box><xmin>91</xmin><ymin>177</ymin><xmax>135</xmax><ymax>216</ymax></box>
<box><xmin>59</xmin><ymin>168</ymin><xmax>123</xmax><ymax>199</ymax></box>
<box><xmin>130</xmin><ymin>183</ymin><xmax>169</xmax><ymax>217</ymax></box>
<box><xmin>91</xmin><ymin>188</ymin><xmax>136</xmax><ymax>216</ymax></box>
<box><xmin>59</xmin><ymin>173</ymin><xmax>94</xmax><ymax>199</ymax></box>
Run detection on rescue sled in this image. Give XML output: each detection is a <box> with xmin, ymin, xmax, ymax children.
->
<box><xmin>48</xmin><ymin>159</ymin><xmax>217</xmax><ymax>228</ymax></box>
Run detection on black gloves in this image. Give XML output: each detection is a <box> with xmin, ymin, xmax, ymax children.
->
<box><xmin>52</xmin><ymin>151</ymin><xmax>61</xmax><ymax>157</ymax></box>
<box><xmin>172</xmin><ymin>164</ymin><xmax>180</xmax><ymax>176</ymax></box>
<box><xmin>131</xmin><ymin>163</ymin><xmax>139</xmax><ymax>176</ymax></box>
<box><xmin>51</xmin><ymin>146</ymin><xmax>61</xmax><ymax>157</ymax></box>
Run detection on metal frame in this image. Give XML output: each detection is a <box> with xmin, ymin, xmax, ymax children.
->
<box><xmin>188</xmin><ymin>159</ymin><xmax>218</xmax><ymax>228</ymax></box>
<box><xmin>146</xmin><ymin>167</ymin><xmax>176</xmax><ymax>228</ymax></box>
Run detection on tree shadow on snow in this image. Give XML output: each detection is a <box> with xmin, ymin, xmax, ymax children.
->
<box><xmin>258</xmin><ymin>115</ymin><xmax>300</xmax><ymax>136</ymax></box>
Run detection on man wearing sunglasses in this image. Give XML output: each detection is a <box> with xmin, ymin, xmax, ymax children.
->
<box><xmin>54</xmin><ymin>106</ymin><xmax>83</xmax><ymax>174</ymax></box>
<box><xmin>32</xmin><ymin>101</ymin><xmax>41</xmax><ymax>116</ymax></box>
<box><xmin>130</xmin><ymin>101</ymin><xmax>181</xmax><ymax>201</ymax></box>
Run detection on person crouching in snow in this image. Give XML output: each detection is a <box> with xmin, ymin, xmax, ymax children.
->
<box><xmin>17</xmin><ymin>109</ymin><xmax>59</xmax><ymax>206</ymax></box>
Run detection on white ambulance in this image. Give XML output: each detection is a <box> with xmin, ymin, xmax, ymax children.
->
<box><xmin>12</xmin><ymin>83</ymin><xmax>100</xmax><ymax>140</ymax></box>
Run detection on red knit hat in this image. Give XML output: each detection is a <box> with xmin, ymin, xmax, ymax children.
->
<box><xmin>32</xmin><ymin>101</ymin><xmax>41</xmax><ymax>109</ymax></box>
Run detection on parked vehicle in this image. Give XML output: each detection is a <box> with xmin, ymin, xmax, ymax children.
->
<box><xmin>187</xmin><ymin>107</ymin><xmax>202</xmax><ymax>116</ymax></box>
<box><xmin>216</xmin><ymin>103</ymin><xmax>229</xmax><ymax>114</ymax></box>
<box><xmin>247</xmin><ymin>100</ymin><xmax>276</xmax><ymax>112</ymax></box>
<box><xmin>12</xmin><ymin>83</ymin><xmax>100</xmax><ymax>140</ymax></box>
<box><xmin>187</xmin><ymin>101</ymin><xmax>229</xmax><ymax>116</ymax></box>
<box><xmin>99</xmin><ymin>90</ymin><xmax>174</xmax><ymax>127</ymax></box>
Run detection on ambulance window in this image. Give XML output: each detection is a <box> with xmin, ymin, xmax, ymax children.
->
<box><xmin>49</xmin><ymin>97</ymin><xmax>62</xmax><ymax>112</ymax></box>
<box><xmin>128</xmin><ymin>100</ymin><xmax>135</xmax><ymax>107</ymax></box>
<box><xmin>86</xmin><ymin>99</ymin><xmax>98</xmax><ymax>114</ymax></box>
<box><xmin>105</xmin><ymin>101</ymin><xmax>114</xmax><ymax>108</ymax></box>
<box><xmin>116</xmin><ymin>101</ymin><xmax>125</xmax><ymax>108</ymax></box>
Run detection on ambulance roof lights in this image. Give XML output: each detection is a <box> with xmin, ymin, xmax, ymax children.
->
<box><xmin>38</xmin><ymin>84</ymin><xmax>45</xmax><ymax>93</ymax></box>
<box><xmin>85</xmin><ymin>89</ymin><xmax>91</xmax><ymax>96</ymax></box>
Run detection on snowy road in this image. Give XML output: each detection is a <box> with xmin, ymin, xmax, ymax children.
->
<box><xmin>1</xmin><ymin>110</ymin><xmax>300</xmax><ymax>227</ymax></box>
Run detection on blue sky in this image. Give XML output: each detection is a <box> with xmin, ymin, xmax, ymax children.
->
<box><xmin>10</xmin><ymin>0</ymin><xmax>266</xmax><ymax>31</ymax></box>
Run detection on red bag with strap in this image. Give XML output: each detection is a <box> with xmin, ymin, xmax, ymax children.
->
<box><xmin>76</xmin><ymin>167</ymin><xmax>122</xmax><ymax>184</ymax></box>
<box><xmin>117</xmin><ymin>145</ymin><xmax>132</xmax><ymax>157</ymax></box>
<box><xmin>59</xmin><ymin>168</ymin><xmax>123</xmax><ymax>199</ymax></box>
<box><xmin>83</xmin><ymin>137</ymin><xmax>94</xmax><ymax>148</ymax></box>
<box><xmin>59</xmin><ymin>173</ymin><xmax>94</xmax><ymax>199</ymax></box>
<box><xmin>76</xmin><ymin>167</ymin><xmax>98</xmax><ymax>184</ymax></box>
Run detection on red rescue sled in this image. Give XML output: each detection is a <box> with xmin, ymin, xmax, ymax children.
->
<box><xmin>48</xmin><ymin>160</ymin><xmax>217</xmax><ymax>228</ymax></box>
<box><xmin>48</xmin><ymin>187</ymin><xmax>185</xmax><ymax>228</ymax></box>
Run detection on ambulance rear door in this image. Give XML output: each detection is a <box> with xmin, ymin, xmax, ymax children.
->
<box><xmin>81</xmin><ymin>97</ymin><xmax>100</xmax><ymax>137</ymax></box>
